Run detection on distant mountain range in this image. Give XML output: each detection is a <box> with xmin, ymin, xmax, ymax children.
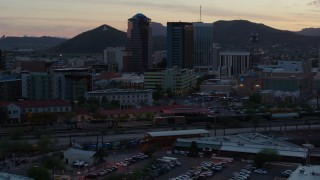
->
<box><xmin>296</xmin><ymin>28</ymin><xmax>320</xmax><ymax>37</ymax></box>
<box><xmin>1</xmin><ymin>20</ymin><xmax>320</xmax><ymax>53</ymax></box>
<box><xmin>212</xmin><ymin>20</ymin><xmax>320</xmax><ymax>48</ymax></box>
<box><xmin>152</xmin><ymin>22</ymin><xmax>166</xmax><ymax>36</ymax></box>
<box><xmin>0</xmin><ymin>36</ymin><xmax>66</xmax><ymax>51</ymax></box>
<box><xmin>51</xmin><ymin>25</ymin><xmax>127</xmax><ymax>53</ymax></box>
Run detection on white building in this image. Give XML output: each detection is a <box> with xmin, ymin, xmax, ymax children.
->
<box><xmin>86</xmin><ymin>89</ymin><xmax>153</xmax><ymax>108</ymax></box>
<box><xmin>288</xmin><ymin>165</ymin><xmax>320</xmax><ymax>180</ymax></box>
<box><xmin>219</xmin><ymin>51</ymin><xmax>250</xmax><ymax>77</ymax></box>
<box><xmin>64</xmin><ymin>148</ymin><xmax>96</xmax><ymax>166</ymax></box>
<box><xmin>103</xmin><ymin>47</ymin><xmax>126</xmax><ymax>71</ymax></box>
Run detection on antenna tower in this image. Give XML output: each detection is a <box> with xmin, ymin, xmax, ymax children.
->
<box><xmin>200</xmin><ymin>5</ymin><xmax>202</xmax><ymax>22</ymax></box>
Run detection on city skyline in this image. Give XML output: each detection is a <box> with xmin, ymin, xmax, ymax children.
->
<box><xmin>1</xmin><ymin>0</ymin><xmax>320</xmax><ymax>38</ymax></box>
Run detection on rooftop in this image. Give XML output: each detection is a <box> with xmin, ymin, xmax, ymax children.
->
<box><xmin>64</xmin><ymin>148</ymin><xmax>96</xmax><ymax>157</ymax></box>
<box><xmin>0</xmin><ymin>173</ymin><xmax>33</xmax><ymax>180</ymax></box>
<box><xmin>146</xmin><ymin>129</ymin><xmax>209</xmax><ymax>137</ymax></box>
<box><xmin>175</xmin><ymin>133</ymin><xmax>308</xmax><ymax>158</ymax></box>
<box><xmin>0</xmin><ymin>100</ymin><xmax>71</xmax><ymax>108</ymax></box>
<box><xmin>288</xmin><ymin>165</ymin><xmax>320</xmax><ymax>180</ymax></box>
<box><xmin>87</xmin><ymin>88</ymin><xmax>152</xmax><ymax>94</ymax></box>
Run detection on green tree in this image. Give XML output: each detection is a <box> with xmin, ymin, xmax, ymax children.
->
<box><xmin>37</xmin><ymin>136</ymin><xmax>54</xmax><ymax>154</ymax></box>
<box><xmin>100</xmin><ymin>96</ymin><xmax>109</xmax><ymax>109</ymax></box>
<box><xmin>93</xmin><ymin>149</ymin><xmax>108</xmax><ymax>163</ymax></box>
<box><xmin>87</xmin><ymin>97</ymin><xmax>100</xmax><ymax>113</ymax></box>
<box><xmin>27</xmin><ymin>166</ymin><xmax>50</xmax><ymax>180</ymax></box>
<box><xmin>250</xmin><ymin>116</ymin><xmax>263</xmax><ymax>131</ymax></box>
<box><xmin>43</xmin><ymin>157</ymin><xmax>64</xmax><ymax>171</ymax></box>
<box><xmin>254</xmin><ymin>149</ymin><xmax>280</xmax><ymax>168</ymax></box>
<box><xmin>0</xmin><ymin>107</ymin><xmax>8</xmax><ymax>124</ymax></box>
<box><xmin>190</xmin><ymin>141</ymin><xmax>199</xmax><ymax>156</ymax></box>
<box><xmin>249</xmin><ymin>93</ymin><xmax>262</xmax><ymax>104</ymax></box>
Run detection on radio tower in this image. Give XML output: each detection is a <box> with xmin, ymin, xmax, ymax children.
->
<box><xmin>200</xmin><ymin>5</ymin><xmax>202</xmax><ymax>22</ymax></box>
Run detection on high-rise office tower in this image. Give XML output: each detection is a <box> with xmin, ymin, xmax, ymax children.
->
<box><xmin>167</xmin><ymin>22</ymin><xmax>194</xmax><ymax>69</ymax></box>
<box><xmin>0</xmin><ymin>50</ymin><xmax>5</xmax><ymax>70</ymax></box>
<box><xmin>193</xmin><ymin>22</ymin><xmax>213</xmax><ymax>72</ymax></box>
<box><xmin>125</xmin><ymin>13</ymin><xmax>152</xmax><ymax>73</ymax></box>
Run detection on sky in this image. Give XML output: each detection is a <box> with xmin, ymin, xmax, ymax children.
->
<box><xmin>1</xmin><ymin>0</ymin><xmax>320</xmax><ymax>38</ymax></box>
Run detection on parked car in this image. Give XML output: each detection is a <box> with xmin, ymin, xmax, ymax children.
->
<box><xmin>281</xmin><ymin>170</ymin><xmax>293</xmax><ymax>177</ymax></box>
<box><xmin>254</xmin><ymin>169</ymin><xmax>267</xmax><ymax>174</ymax></box>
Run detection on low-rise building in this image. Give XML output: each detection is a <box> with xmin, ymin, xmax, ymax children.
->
<box><xmin>0</xmin><ymin>100</ymin><xmax>72</xmax><ymax>123</ymax></box>
<box><xmin>174</xmin><ymin>133</ymin><xmax>308</xmax><ymax>162</ymax></box>
<box><xmin>63</xmin><ymin>148</ymin><xmax>96</xmax><ymax>166</ymax></box>
<box><xmin>288</xmin><ymin>165</ymin><xmax>320</xmax><ymax>180</ymax></box>
<box><xmin>144</xmin><ymin>68</ymin><xmax>197</xmax><ymax>95</ymax></box>
<box><xmin>86</xmin><ymin>89</ymin><xmax>153</xmax><ymax>108</ymax></box>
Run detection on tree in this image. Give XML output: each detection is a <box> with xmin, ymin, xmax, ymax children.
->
<box><xmin>254</xmin><ymin>149</ymin><xmax>280</xmax><ymax>168</ymax></box>
<box><xmin>189</xmin><ymin>141</ymin><xmax>199</xmax><ymax>157</ymax></box>
<box><xmin>27</xmin><ymin>166</ymin><xmax>50</xmax><ymax>180</ymax></box>
<box><xmin>37</xmin><ymin>136</ymin><xmax>54</xmax><ymax>154</ymax></box>
<box><xmin>93</xmin><ymin>149</ymin><xmax>108</xmax><ymax>163</ymax></box>
<box><xmin>165</xmin><ymin>88</ymin><xmax>174</xmax><ymax>98</ymax></box>
<box><xmin>100</xmin><ymin>96</ymin><xmax>109</xmax><ymax>109</ymax></box>
<box><xmin>43</xmin><ymin>157</ymin><xmax>64</xmax><ymax>171</ymax></box>
<box><xmin>249</xmin><ymin>93</ymin><xmax>262</xmax><ymax>104</ymax></box>
<box><xmin>0</xmin><ymin>107</ymin><xmax>8</xmax><ymax>124</ymax></box>
<box><xmin>250</xmin><ymin>115</ymin><xmax>263</xmax><ymax>131</ymax></box>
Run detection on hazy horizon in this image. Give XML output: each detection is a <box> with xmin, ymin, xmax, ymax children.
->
<box><xmin>1</xmin><ymin>0</ymin><xmax>320</xmax><ymax>38</ymax></box>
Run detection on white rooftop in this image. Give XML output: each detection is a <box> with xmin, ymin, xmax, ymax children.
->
<box><xmin>64</xmin><ymin>148</ymin><xmax>96</xmax><ymax>157</ymax></box>
<box><xmin>146</xmin><ymin>129</ymin><xmax>209</xmax><ymax>137</ymax></box>
<box><xmin>0</xmin><ymin>173</ymin><xmax>33</xmax><ymax>180</ymax></box>
<box><xmin>288</xmin><ymin>166</ymin><xmax>320</xmax><ymax>180</ymax></box>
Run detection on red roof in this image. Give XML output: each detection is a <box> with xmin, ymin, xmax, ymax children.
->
<box><xmin>98</xmin><ymin>105</ymin><xmax>182</xmax><ymax>116</ymax></box>
<box><xmin>14</xmin><ymin>100</ymin><xmax>71</xmax><ymax>108</ymax></box>
<box><xmin>162</xmin><ymin>107</ymin><xmax>209</xmax><ymax>115</ymax></box>
<box><xmin>95</xmin><ymin>72</ymin><xmax>121</xmax><ymax>81</ymax></box>
<box><xmin>0</xmin><ymin>102</ymin><xmax>10</xmax><ymax>107</ymax></box>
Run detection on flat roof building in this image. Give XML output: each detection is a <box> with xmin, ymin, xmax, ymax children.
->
<box><xmin>288</xmin><ymin>165</ymin><xmax>320</xmax><ymax>180</ymax></box>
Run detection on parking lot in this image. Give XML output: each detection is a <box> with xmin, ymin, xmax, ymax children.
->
<box><xmin>155</xmin><ymin>155</ymin><xmax>298</xmax><ymax>180</ymax></box>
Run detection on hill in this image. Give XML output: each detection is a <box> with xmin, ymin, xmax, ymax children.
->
<box><xmin>212</xmin><ymin>20</ymin><xmax>320</xmax><ymax>48</ymax></box>
<box><xmin>296</xmin><ymin>28</ymin><xmax>320</xmax><ymax>36</ymax></box>
<box><xmin>152</xmin><ymin>22</ymin><xmax>166</xmax><ymax>36</ymax></box>
<box><xmin>51</xmin><ymin>25</ymin><xmax>127</xmax><ymax>53</ymax></box>
<box><xmin>0</xmin><ymin>36</ymin><xmax>66</xmax><ymax>51</ymax></box>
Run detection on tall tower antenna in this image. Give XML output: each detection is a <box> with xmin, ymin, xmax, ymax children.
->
<box><xmin>200</xmin><ymin>5</ymin><xmax>202</xmax><ymax>22</ymax></box>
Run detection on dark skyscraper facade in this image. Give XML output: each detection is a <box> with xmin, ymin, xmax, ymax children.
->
<box><xmin>167</xmin><ymin>22</ymin><xmax>194</xmax><ymax>69</ymax></box>
<box><xmin>125</xmin><ymin>13</ymin><xmax>152</xmax><ymax>73</ymax></box>
<box><xmin>0</xmin><ymin>50</ymin><xmax>5</xmax><ymax>70</ymax></box>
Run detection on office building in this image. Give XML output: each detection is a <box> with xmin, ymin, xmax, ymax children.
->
<box><xmin>125</xmin><ymin>13</ymin><xmax>152</xmax><ymax>73</ymax></box>
<box><xmin>103</xmin><ymin>47</ymin><xmax>125</xmax><ymax>72</ymax></box>
<box><xmin>167</xmin><ymin>22</ymin><xmax>194</xmax><ymax>69</ymax></box>
<box><xmin>193</xmin><ymin>22</ymin><xmax>214</xmax><ymax>72</ymax></box>
<box><xmin>218</xmin><ymin>51</ymin><xmax>250</xmax><ymax>77</ymax></box>
<box><xmin>237</xmin><ymin>60</ymin><xmax>313</xmax><ymax>102</ymax></box>
<box><xmin>0</xmin><ymin>50</ymin><xmax>5</xmax><ymax>70</ymax></box>
<box><xmin>0</xmin><ymin>76</ymin><xmax>21</xmax><ymax>101</ymax></box>
<box><xmin>21</xmin><ymin>72</ymin><xmax>54</xmax><ymax>100</ymax></box>
<box><xmin>54</xmin><ymin>68</ymin><xmax>93</xmax><ymax>101</ymax></box>
<box><xmin>144</xmin><ymin>68</ymin><xmax>196</xmax><ymax>95</ymax></box>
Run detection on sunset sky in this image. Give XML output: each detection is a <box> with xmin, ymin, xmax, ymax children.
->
<box><xmin>1</xmin><ymin>0</ymin><xmax>320</xmax><ymax>38</ymax></box>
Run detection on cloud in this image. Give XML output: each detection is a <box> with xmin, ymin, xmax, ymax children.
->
<box><xmin>307</xmin><ymin>0</ymin><xmax>320</xmax><ymax>7</ymax></box>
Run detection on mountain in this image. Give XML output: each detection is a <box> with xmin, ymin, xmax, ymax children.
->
<box><xmin>152</xmin><ymin>22</ymin><xmax>166</xmax><ymax>36</ymax></box>
<box><xmin>212</xmin><ymin>20</ymin><xmax>320</xmax><ymax>48</ymax></box>
<box><xmin>297</xmin><ymin>28</ymin><xmax>320</xmax><ymax>36</ymax></box>
<box><xmin>51</xmin><ymin>25</ymin><xmax>127</xmax><ymax>53</ymax></box>
<box><xmin>0</xmin><ymin>36</ymin><xmax>66</xmax><ymax>51</ymax></box>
